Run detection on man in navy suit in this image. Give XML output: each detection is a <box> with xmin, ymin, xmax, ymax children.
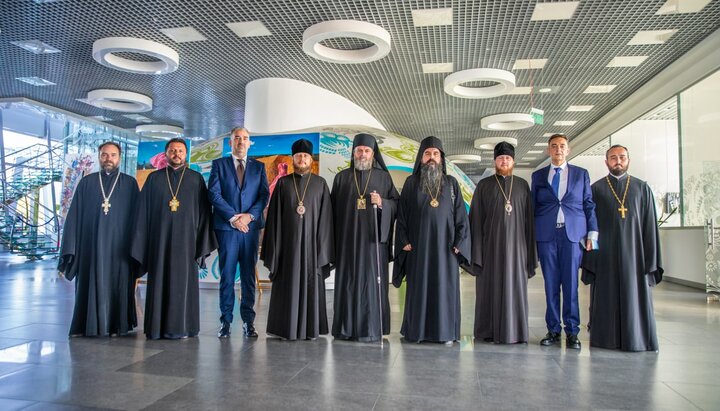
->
<box><xmin>531</xmin><ymin>134</ymin><xmax>597</xmax><ymax>350</ymax></box>
<box><xmin>208</xmin><ymin>127</ymin><xmax>270</xmax><ymax>338</ymax></box>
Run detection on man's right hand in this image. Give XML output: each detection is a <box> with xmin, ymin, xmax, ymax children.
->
<box><xmin>403</xmin><ymin>243</ymin><xmax>412</xmax><ymax>251</ymax></box>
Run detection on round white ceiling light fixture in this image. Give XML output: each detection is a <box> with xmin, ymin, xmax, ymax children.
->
<box><xmin>473</xmin><ymin>137</ymin><xmax>518</xmax><ymax>150</ymax></box>
<box><xmin>481</xmin><ymin>113</ymin><xmax>534</xmax><ymax>131</ymax></box>
<box><xmin>302</xmin><ymin>20</ymin><xmax>391</xmax><ymax>64</ymax></box>
<box><xmin>135</xmin><ymin>124</ymin><xmax>184</xmax><ymax>140</ymax></box>
<box><xmin>444</xmin><ymin>68</ymin><xmax>516</xmax><ymax>99</ymax></box>
<box><xmin>447</xmin><ymin>154</ymin><xmax>482</xmax><ymax>164</ymax></box>
<box><xmin>92</xmin><ymin>37</ymin><xmax>179</xmax><ymax>74</ymax></box>
<box><xmin>85</xmin><ymin>89</ymin><xmax>153</xmax><ymax>112</ymax></box>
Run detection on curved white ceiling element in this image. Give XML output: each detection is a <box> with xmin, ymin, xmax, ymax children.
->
<box><xmin>474</xmin><ymin>137</ymin><xmax>518</xmax><ymax>150</ymax></box>
<box><xmin>302</xmin><ymin>20</ymin><xmax>391</xmax><ymax>64</ymax></box>
<box><xmin>245</xmin><ymin>78</ymin><xmax>386</xmax><ymax>134</ymax></box>
<box><xmin>480</xmin><ymin>113</ymin><xmax>534</xmax><ymax>130</ymax></box>
<box><xmin>135</xmin><ymin>124</ymin><xmax>184</xmax><ymax>139</ymax></box>
<box><xmin>85</xmin><ymin>89</ymin><xmax>153</xmax><ymax>112</ymax></box>
<box><xmin>92</xmin><ymin>37</ymin><xmax>179</xmax><ymax>74</ymax></box>
<box><xmin>444</xmin><ymin>68</ymin><xmax>516</xmax><ymax>98</ymax></box>
<box><xmin>447</xmin><ymin>154</ymin><xmax>482</xmax><ymax>164</ymax></box>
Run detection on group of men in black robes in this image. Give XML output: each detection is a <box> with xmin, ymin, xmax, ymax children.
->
<box><xmin>60</xmin><ymin>138</ymin><xmax>216</xmax><ymax>339</ymax></box>
<box><xmin>60</xmin><ymin>131</ymin><xmax>663</xmax><ymax>353</ymax></box>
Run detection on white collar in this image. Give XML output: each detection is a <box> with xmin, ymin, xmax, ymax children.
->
<box><xmin>550</xmin><ymin>162</ymin><xmax>567</xmax><ymax>171</ymax></box>
<box><xmin>609</xmin><ymin>172</ymin><xmax>627</xmax><ymax>180</ymax></box>
<box><xmin>232</xmin><ymin>154</ymin><xmax>247</xmax><ymax>163</ymax></box>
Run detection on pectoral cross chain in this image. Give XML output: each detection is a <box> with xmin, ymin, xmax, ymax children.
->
<box><xmin>101</xmin><ymin>199</ymin><xmax>111</xmax><ymax>215</ymax></box>
<box><xmin>618</xmin><ymin>205</ymin><xmax>627</xmax><ymax>219</ymax></box>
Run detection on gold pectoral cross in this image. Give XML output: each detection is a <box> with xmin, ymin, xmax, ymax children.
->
<box><xmin>169</xmin><ymin>197</ymin><xmax>180</xmax><ymax>212</ymax></box>
<box><xmin>618</xmin><ymin>205</ymin><xmax>627</xmax><ymax>219</ymax></box>
<box><xmin>101</xmin><ymin>199</ymin><xmax>111</xmax><ymax>215</ymax></box>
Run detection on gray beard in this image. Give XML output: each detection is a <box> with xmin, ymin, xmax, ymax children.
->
<box><xmin>354</xmin><ymin>158</ymin><xmax>372</xmax><ymax>171</ymax></box>
<box><xmin>420</xmin><ymin>162</ymin><xmax>442</xmax><ymax>194</ymax></box>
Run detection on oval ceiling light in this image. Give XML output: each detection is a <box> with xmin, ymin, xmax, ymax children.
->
<box><xmin>444</xmin><ymin>68</ymin><xmax>516</xmax><ymax>99</ymax></box>
<box><xmin>85</xmin><ymin>89</ymin><xmax>153</xmax><ymax>112</ymax></box>
<box><xmin>92</xmin><ymin>37</ymin><xmax>179</xmax><ymax>74</ymax></box>
<box><xmin>481</xmin><ymin>113</ymin><xmax>534</xmax><ymax>130</ymax></box>
<box><xmin>447</xmin><ymin>154</ymin><xmax>482</xmax><ymax>164</ymax></box>
<box><xmin>135</xmin><ymin>124</ymin><xmax>184</xmax><ymax>140</ymax></box>
<box><xmin>474</xmin><ymin>137</ymin><xmax>518</xmax><ymax>150</ymax></box>
<box><xmin>302</xmin><ymin>20</ymin><xmax>391</xmax><ymax>64</ymax></box>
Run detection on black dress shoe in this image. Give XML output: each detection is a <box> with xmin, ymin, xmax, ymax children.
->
<box><xmin>243</xmin><ymin>322</ymin><xmax>258</xmax><ymax>338</ymax></box>
<box><xmin>566</xmin><ymin>334</ymin><xmax>581</xmax><ymax>350</ymax></box>
<box><xmin>218</xmin><ymin>322</ymin><xmax>231</xmax><ymax>338</ymax></box>
<box><xmin>540</xmin><ymin>331</ymin><xmax>561</xmax><ymax>346</ymax></box>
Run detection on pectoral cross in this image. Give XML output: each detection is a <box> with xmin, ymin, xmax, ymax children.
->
<box><xmin>618</xmin><ymin>205</ymin><xmax>627</xmax><ymax>219</ymax></box>
<box><xmin>169</xmin><ymin>198</ymin><xmax>180</xmax><ymax>212</ymax></box>
<box><xmin>101</xmin><ymin>199</ymin><xmax>111</xmax><ymax>215</ymax></box>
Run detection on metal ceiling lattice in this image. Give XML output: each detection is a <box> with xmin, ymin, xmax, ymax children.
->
<box><xmin>1</xmin><ymin>0</ymin><xmax>719</xmax><ymax>178</ymax></box>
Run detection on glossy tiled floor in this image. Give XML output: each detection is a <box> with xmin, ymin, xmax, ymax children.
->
<box><xmin>0</xmin><ymin>252</ymin><xmax>718</xmax><ymax>411</ymax></box>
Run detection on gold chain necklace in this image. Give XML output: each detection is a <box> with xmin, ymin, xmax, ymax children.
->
<box><xmin>605</xmin><ymin>175</ymin><xmax>630</xmax><ymax>219</ymax></box>
<box><xmin>494</xmin><ymin>174</ymin><xmax>514</xmax><ymax>216</ymax></box>
<box><xmin>353</xmin><ymin>166</ymin><xmax>373</xmax><ymax>209</ymax></box>
<box><xmin>425</xmin><ymin>179</ymin><xmax>441</xmax><ymax>208</ymax></box>
<box><xmin>165</xmin><ymin>166</ymin><xmax>187</xmax><ymax>212</ymax></box>
<box><xmin>98</xmin><ymin>170</ymin><xmax>121</xmax><ymax>215</ymax></box>
<box><xmin>292</xmin><ymin>172</ymin><xmax>312</xmax><ymax>217</ymax></box>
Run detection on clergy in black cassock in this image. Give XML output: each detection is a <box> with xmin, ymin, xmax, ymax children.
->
<box><xmin>261</xmin><ymin>139</ymin><xmax>334</xmax><ymax>340</ymax></box>
<box><xmin>59</xmin><ymin>142</ymin><xmax>139</xmax><ymax>337</ymax></box>
<box><xmin>468</xmin><ymin>142</ymin><xmax>537</xmax><ymax>344</ymax></box>
<box><xmin>131</xmin><ymin>138</ymin><xmax>217</xmax><ymax>340</ymax></box>
<box><xmin>393</xmin><ymin>136</ymin><xmax>470</xmax><ymax>344</ymax></box>
<box><xmin>331</xmin><ymin>133</ymin><xmax>399</xmax><ymax>342</ymax></box>
<box><xmin>581</xmin><ymin>145</ymin><xmax>663</xmax><ymax>352</ymax></box>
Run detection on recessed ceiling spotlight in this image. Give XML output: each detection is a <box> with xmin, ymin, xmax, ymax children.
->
<box><xmin>530</xmin><ymin>1</ymin><xmax>580</xmax><ymax>21</ymax></box>
<box><xmin>627</xmin><ymin>29</ymin><xmax>678</xmax><ymax>45</ymax></box>
<box><xmin>92</xmin><ymin>37</ymin><xmax>179</xmax><ymax>74</ymax></box>
<box><xmin>474</xmin><ymin>137</ymin><xmax>518</xmax><ymax>150</ymax></box>
<box><xmin>411</xmin><ymin>8</ymin><xmax>453</xmax><ymax>27</ymax></box>
<box><xmin>136</xmin><ymin>124</ymin><xmax>184</xmax><ymax>140</ymax></box>
<box><xmin>444</xmin><ymin>68</ymin><xmax>516</xmax><ymax>99</ymax></box>
<box><xmin>538</xmin><ymin>87</ymin><xmax>552</xmax><ymax>93</ymax></box>
<box><xmin>567</xmin><ymin>105</ymin><xmax>594</xmax><ymax>111</ymax></box>
<box><xmin>11</xmin><ymin>40</ymin><xmax>60</xmax><ymax>54</ymax></box>
<box><xmin>302</xmin><ymin>20</ymin><xmax>391</xmax><ymax>64</ymax></box>
<box><xmin>481</xmin><ymin>113</ymin><xmax>534</xmax><ymax>130</ymax></box>
<box><xmin>15</xmin><ymin>76</ymin><xmax>55</xmax><ymax>86</ymax></box>
<box><xmin>83</xmin><ymin>89</ymin><xmax>153</xmax><ymax>112</ymax></box>
<box><xmin>554</xmin><ymin>121</ymin><xmax>577</xmax><ymax>126</ymax></box>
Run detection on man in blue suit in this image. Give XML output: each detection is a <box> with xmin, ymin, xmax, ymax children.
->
<box><xmin>531</xmin><ymin>134</ymin><xmax>597</xmax><ymax>350</ymax></box>
<box><xmin>208</xmin><ymin>127</ymin><xmax>269</xmax><ymax>338</ymax></box>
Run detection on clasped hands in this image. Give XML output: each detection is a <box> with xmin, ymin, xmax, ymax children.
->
<box><xmin>231</xmin><ymin>213</ymin><xmax>253</xmax><ymax>233</ymax></box>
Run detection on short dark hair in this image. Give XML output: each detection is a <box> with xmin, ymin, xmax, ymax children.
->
<box><xmin>165</xmin><ymin>138</ymin><xmax>187</xmax><ymax>152</ymax></box>
<box><xmin>606</xmin><ymin>144</ymin><xmax>629</xmax><ymax>159</ymax></box>
<box><xmin>547</xmin><ymin>134</ymin><xmax>568</xmax><ymax>144</ymax></box>
<box><xmin>98</xmin><ymin>141</ymin><xmax>121</xmax><ymax>155</ymax></box>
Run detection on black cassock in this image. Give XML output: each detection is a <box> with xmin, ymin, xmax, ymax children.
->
<box><xmin>393</xmin><ymin>175</ymin><xmax>470</xmax><ymax>343</ymax></box>
<box><xmin>468</xmin><ymin>174</ymin><xmax>537</xmax><ymax>344</ymax></box>
<box><xmin>331</xmin><ymin>166</ymin><xmax>399</xmax><ymax>342</ymax></box>
<box><xmin>131</xmin><ymin>166</ymin><xmax>217</xmax><ymax>339</ymax></box>
<box><xmin>59</xmin><ymin>170</ymin><xmax>139</xmax><ymax>336</ymax></box>
<box><xmin>581</xmin><ymin>174</ymin><xmax>663</xmax><ymax>352</ymax></box>
<box><xmin>261</xmin><ymin>173</ymin><xmax>334</xmax><ymax>340</ymax></box>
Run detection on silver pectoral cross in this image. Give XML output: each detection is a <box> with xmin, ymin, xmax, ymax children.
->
<box><xmin>102</xmin><ymin>199</ymin><xmax>111</xmax><ymax>215</ymax></box>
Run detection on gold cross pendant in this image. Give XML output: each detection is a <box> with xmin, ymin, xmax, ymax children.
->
<box><xmin>618</xmin><ymin>205</ymin><xmax>627</xmax><ymax>219</ymax></box>
<box><xmin>101</xmin><ymin>199</ymin><xmax>111</xmax><ymax>215</ymax></box>
<box><xmin>169</xmin><ymin>197</ymin><xmax>180</xmax><ymax>212</ymax></box>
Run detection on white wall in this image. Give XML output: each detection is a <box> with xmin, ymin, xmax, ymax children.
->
<box><xmin>660</xmin><ymin>228</ymin><xmax>705</xmax><ymax>288</ymax></box>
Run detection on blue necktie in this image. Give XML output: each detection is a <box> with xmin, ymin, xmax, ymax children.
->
<box><xmin>551</xmin><ymin>167</ymin><xmax>562</xmax><ymax>197</ymax></box>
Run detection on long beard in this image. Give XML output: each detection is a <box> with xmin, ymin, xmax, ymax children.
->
<box><xmin>495</xmin><ymin>165</ymin><xmax>514</xmax><ymax>176</ymax></box>
<box><xmin>294</xmin><ymin>164</ymin><xmax>311</xmax><ymax>174</ymax></box>
<box><xmin>420</xmin><ymin>162</ymin><xmax>442</xmax><ymax>194</ymax></box>
<box><xmin>354</xmin><ymin>157</ymin><xmax>372</xmax><ymax>171</ymax></box>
